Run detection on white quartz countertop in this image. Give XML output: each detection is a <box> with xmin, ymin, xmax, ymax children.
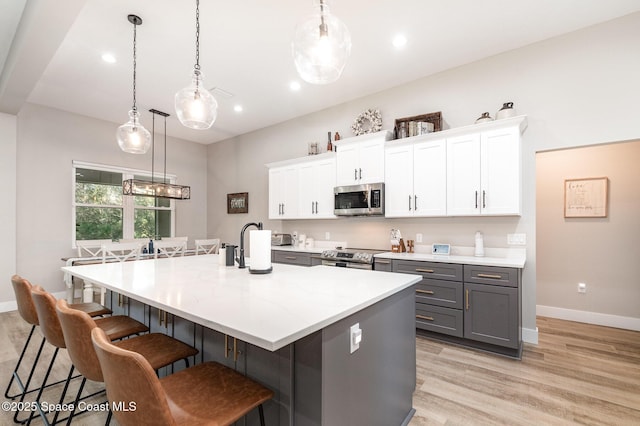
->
<box><xmin>62</xmin><ymin>255</ymin><xmax>420</xmax><ymax>351</ymax></box>
<box><xmin>375</xmin><ymin>251</ymin><xmax>526</xmax><ymax>268</ymax></box>
<box><xmin>270</xmin><ymin>246</ymin><xmax>326</xmax><ymax>254</ymax></box>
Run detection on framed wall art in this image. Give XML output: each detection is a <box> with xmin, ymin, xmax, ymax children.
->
<box><xmin>227</xmin><ymin>192</ymin><xmax>248</xmax><ymax>214</ymax></box>
<box><xmin>564</xmin><ymin>177</ymin><xmax>608</xmax><ymax>218</ymax></box>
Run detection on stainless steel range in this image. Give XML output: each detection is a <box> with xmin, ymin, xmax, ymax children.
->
<box><xmin>320</xmin><ymin>248</ymin><xmax>384</xmax><ymax>270</ymax></box>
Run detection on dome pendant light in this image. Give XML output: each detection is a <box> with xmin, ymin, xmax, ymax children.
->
<box><xmin>292</xmin><ymin>0</ymin><xmax>352</xmax><ymax>85</ymax></box>
<box><xmin>117</xmin><ymin>14</ymin><xmax>151</xmax><ymax>154</ymax></box>
<box><xmin>175</xmin><ymin>0</ymin><xmax>217</xmax><ymax>130</ymax></box>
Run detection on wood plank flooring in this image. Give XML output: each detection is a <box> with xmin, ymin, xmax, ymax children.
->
<box><xmin>1</xmin><ymin>311</ymin><xmax>638</xmax><ymax>425</ymax></box>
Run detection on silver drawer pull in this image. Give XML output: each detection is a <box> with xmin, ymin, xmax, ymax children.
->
<box><xmin>285</xmin><ymin>256</ymin><xmax>297</xmax><ymax>260</ymax></box>
<box><xmin>477</xmin><ymin>273</ymin><xmax>502</xmax><ymax>279</ymax></box>
<box><xmin>416</xmin><ymin>315</ymin><xmax>434</xmax><ymax>321</ymax></box>
<box><xmin>375</xmin><ymin>260</ymin><xmax>390</xmax><ymax>264</ymax></box>
<box><xmin>415</xmin><ymin>268</ymin><xmax>434</xmax><ymax>273</ymax></box>
<box><xmin>416</xmin><ymin>289</ymin><xmax>434</xmax><ymax>295</ymax></box>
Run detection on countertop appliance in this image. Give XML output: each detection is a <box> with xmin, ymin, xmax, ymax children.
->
<box><xmin>320</xmin><ymin>248</ymin><xmax>385</xmax><ymax>270</ymax></box>
<box><xmin>334</xmin><ymin>183</ymin><xmax>384</xmax><ymax>216</ymax></box>
<box><xmin>271</xmin><ymin>233</ymin><xmax>292</xmax><ymax>246</ymax></box>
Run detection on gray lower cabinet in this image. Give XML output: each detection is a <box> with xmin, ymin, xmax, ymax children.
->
<box><xmin>272</xmin><ymin>250</ymin><xmax>322</xmax><ymax>267</ymax></box>
<box><xmin>373</xmin><ymin>258</ymin><xmax>392</xmax><ymax>271</ymax></box>
<box><xmin>391</xmin><ymin>259</ymin><xmax>522</xmax><ymax>356</ymax></box>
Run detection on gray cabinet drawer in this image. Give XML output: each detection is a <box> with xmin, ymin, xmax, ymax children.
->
<box><xmin>415</xmin><ymin>303</ymin><xmax>463</xmax><ymax>338</ymax></box>
<box><xmin>393</xmin><ymin>260</ymin><xmax>463</xmax><ymax>282</ymax></box>
<box><xmin>373</xmin><ymin>258</ymin><xmax>392</xmax><ymax>272</ymax></box>
<box><xmin>464</xmin><ymin>265</ymin><xmax>518</xmax><ymax>287</ymax></box>
<box><xmin>272</xmin><ymin>251</ymin><xmax>311</xmax><ymax>266</ymax></box>
<box><xmin>416</xmin><ymin>278</ymin><xmax>463</xmax><ymax>309</ymax></box>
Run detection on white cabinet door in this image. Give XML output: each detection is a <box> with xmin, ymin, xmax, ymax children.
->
<box><xmin>313</xmin><ymin>159</ymin><xmax>337</xmax><ymax>218</ymax></box>
<box><xmin>480</xmin><ymin>127</ymin><xmax>521</xmax><ymax>215</ymax></box>
<box><xmin>384</xmin><ymin>145</ymin><xmax>414</xmax><ymax>217</ymax></box>
<box><xmin>268</xmin><ymin>165</ymin><xmax>299</xmax><ymax>219</ymax></box>
<box><xmin>297</xmin><ymin>158</ymin><xmax>336</xmax><ymax>219</ymax></box>
<box><xmin>336</xmin><ymin>143</ymin><xmax>359</xmax><ymax>186</ymax></box>
<box><xmin>358</xmin><ymin>139</ymin><xmax>385</xmax><ymax>183</ymax></box>
<box><xmin>413</xmin><ymin>139</ymin><xmax>447</xmax><ymax>216</ymax></box>
<box><xmin>336</xmin><ymin>137</ymin><xmax>385</xmax><ymax>185</ymax></box>
<box><xmin>447</xmin><ymin>133</ymin><xmax>481</xmax><ymax>216</ymax></box>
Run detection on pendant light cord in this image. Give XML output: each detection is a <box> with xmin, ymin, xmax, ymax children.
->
<box><xmin>194</xmin><ymin>0</ymin><xmax>200</xmax><ymax>71</ymax></box>
<box><xmin>163</xmin><ymin>115</ymin><xmax>167</xmax><ymax>184</ymax></box>
<box><xmin>132</xmin><ymin>20</ymin><xmax>138</xmax><ymax>112</ymax></box>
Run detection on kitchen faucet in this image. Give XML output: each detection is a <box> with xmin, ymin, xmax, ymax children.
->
<box><xmin>236</xmin><ymin>222</ymin><xmax>263</xmax><ymax>268</ymax></box>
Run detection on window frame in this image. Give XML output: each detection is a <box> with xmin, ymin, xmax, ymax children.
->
<box><xmin>72</xmin><ymin>160</ymin><xmax>177</xmax><ymax>249</ymax></box>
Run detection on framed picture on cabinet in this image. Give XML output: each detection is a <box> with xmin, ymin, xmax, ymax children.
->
<box><xmin>227</xmin><ymin>192</ymin><xmax>249</xmax><ymax>214</ymax></box>
<box><xmin>564</xmin><ymin>177</ymin><xmax>608</xmax><ymax>218</ymax></box>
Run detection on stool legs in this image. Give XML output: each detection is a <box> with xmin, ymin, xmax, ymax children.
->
<box><xmin>4</xmin><ymin>324</ymin><xmax>41</xmax><ymax>399</ymax></box>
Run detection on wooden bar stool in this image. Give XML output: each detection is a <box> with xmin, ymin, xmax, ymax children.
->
<box><xmin>56</xmin><ymin>299</ymin><xmax>199</xmax><ymax>425</ymax></box>
<box><xmin>4</xmin><ymin>276</ymin><xmax>111</xmax><ymax>413</ymax></box>
<box><xmin>92</xmin><ymin>327</ymin><xmax>274</xmax><ymax>426</ymax></box>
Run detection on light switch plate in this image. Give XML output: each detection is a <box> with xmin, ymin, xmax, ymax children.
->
<box><xmin>350</xmin><ymin>323</ymin><xmax>362</xmax><ymax>353</ymax></box>
<box><xmin>507</xmin><ymin>233</ymin><xmax>526</xmax><ymax>245</ymax></box>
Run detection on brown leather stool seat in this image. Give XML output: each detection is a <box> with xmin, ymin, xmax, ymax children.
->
<box><xmin>92</xmin><ymin>327</ymin><xmax>274</xmax><ymax>426</ymax></box>
<box><xmin>4</xmin><ymin>275</ymin><xmax>111</xmax><ymax>423</ymax></box>
<box><xmin>57</xmin><ymin>299</ymin><xmax>199</xmax><ymax>424</ymax></box>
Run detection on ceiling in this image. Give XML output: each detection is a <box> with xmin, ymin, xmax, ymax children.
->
<box><xmin>2</xmin><ymin>0</ymin><xmax>640</xmax><ymax>145</ymax></box>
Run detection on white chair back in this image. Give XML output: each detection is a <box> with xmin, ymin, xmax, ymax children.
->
<box><xmin>76</xmin><ymin>239</ymin><xmax>112</xmax><ymax>257</ymax></box>
<box><xmin>101</xmin><ymin>242</ymin><xmax>144</xmax><ymax>263</ymax></box>
<box><xmin>195</xmin><ymin>238</ymin><xmax>221</xmax><ymax>255</ymax></box>
<box><xmin>153</xmin><ymin>240</ymin><xmax>187</xmax><ymax>258</ymax></box>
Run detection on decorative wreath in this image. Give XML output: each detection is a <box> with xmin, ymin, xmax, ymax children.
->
<box><xmin>351</xmin><ymin>109</ymin><xmax>382</xmax><ymax>136</ymax></box>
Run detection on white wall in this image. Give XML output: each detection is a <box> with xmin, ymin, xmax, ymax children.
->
<box><xmin>207</xmin><ymin>12</ymin><xmax>640</xmax><ymax>340</ymax></box>
<box><xmin>0</xmin><ymin>113</ymin><xmax>17</xmax><ymax>308</ymax></box>
<box><xmin>2</xmin><ymin>103</ymin><xmax>208</xmax><ymax>302</ymax></box>
<box><xmin>537</xmin><ymin>141</ymin><xmax>640</xmax><ymax>329</ymax></box>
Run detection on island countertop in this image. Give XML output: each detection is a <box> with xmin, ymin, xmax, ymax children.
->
<box><xmin>62</xmin><ymin>255</ymin><xmax>420</xmax><ymax>351</ymax></box>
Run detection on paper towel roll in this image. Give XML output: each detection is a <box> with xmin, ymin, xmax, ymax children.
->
<box><xmin>250</xmin><ymin>230</ymin><xmax>272</xmax><ymax>272</ymax></box>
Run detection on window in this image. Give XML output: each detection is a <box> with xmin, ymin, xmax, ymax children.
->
<box><xmin>73</xmin><ymin>161</ymin><xmax>175</xmax><ymax>244</ymax></box>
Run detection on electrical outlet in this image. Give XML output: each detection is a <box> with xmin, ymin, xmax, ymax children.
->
<box><xmin>578</xmin><ymin>282</ymin><xmax>587</xmax><ymax>293</ymax></box>
<box><xmin>507</xmin><ymin>233</ymin><xmax>526</xmax><ymax>245</ymax></box>
<box><xmin>325</xmin><ymin>232</ymin><xmax>330</xmax><ymax>240</ymax></box>
<box><xmin>350</xmin><ymin>323</ymin><xmax>362</xmax><ymax>353</ymax></box>
<box><xmin>416</xmin><ymin>233</ymin><xmax>423</xmax><ymax>243</ymax></box>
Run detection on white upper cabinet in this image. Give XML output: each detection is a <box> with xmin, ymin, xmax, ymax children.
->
<box><xmin>267</xmin><ymin>153</ymin><xmax>336</xmax><ymax>220</ymax></box>
<box><xmin>385</xmin><ymin>138</ymin><xmax>447</xmax><ymax>217</ymax></box>
<box><xmin>297</xmin><ymin>157</ymin><xmax>336</xmax><ymax>219</ymax></box>
<box><xmin>335</xmin><ymin>130</ymin><xmax>391</xmax><ymax>186</ymax></box>
<box><xmin>447</xmin><ymin>120</ymin><xmax>523</xmax><ymax>216</ymax></box>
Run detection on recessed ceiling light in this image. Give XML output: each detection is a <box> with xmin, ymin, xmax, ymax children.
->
<box><xmin>290</xmin><ymin>81</ymin><xmax>301</xmax><ymax>91</ymax></box>
<box><xmin>392</xmin><ymin>34</ymin><xmax>407</xmax><ymax>49</ymax></box>
<box><xmin>101</xmin><ymin>53</ymin><xmax>116</xmax><ymax>63</ymax></box>
<box><xmin>234</xmin><ymin>105</ymin><xmax>243</xmax><ymax>113</ymax></box>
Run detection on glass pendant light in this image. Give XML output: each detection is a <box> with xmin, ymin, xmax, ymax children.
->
<box><xmin>292</xmin><ymin>0</ymin><xmax>352</xmax><ymax>85</ymax></box>
<box><xmin>117</xmin><ymin>15</ymin><xmax>151</xmax><ymax>154</ymax></box>
<box><xmin>175</xmin><ymin>0</ymin><xmax>217</xmax><ymax>129</ymax></box>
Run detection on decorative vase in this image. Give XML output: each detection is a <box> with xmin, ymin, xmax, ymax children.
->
<box><xmin>475</xmin><ymin>112</ymin><xmax>493</xmax><ymax>124</ymax></box>
<box><xmin>496</xmin><ymin>102</ymin><xmax>516</xmax><ymax>120</ymax></box>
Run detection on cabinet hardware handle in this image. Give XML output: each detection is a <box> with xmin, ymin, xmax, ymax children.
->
<box><xmin>118</xmin><ymin>294</ymin><xmax>123</xmax><ymax>307</ymax></box>
<box><xmin>483</xmin><ymin>190</ymin><xmax>486</xmax><ymax>208</ymax></box>
<box><xmin>359</xmin><ymin>168</ymin><xmax>362</xmax><ymax>180</ymax></box>
<box><xmin>477</xmin><ymin>273</ymin><xmax>502</xmax><ymax>279</ymax></box>
<box><xmin>408</xmin><ymin>195</ymin><xmax>412</xmax><ymax>211</ymax></box>
<box><xmin>465</xmin><ymin>289</ymin><xmax>470</xmax><ymax>310</ymax></box>
<box><xmin>475</xmin><ymin>191</ymin><xmax>478</xmax><ymax>209</ymax></box>
<box><xmin>415</xmin><ymin>195</ymin><xmax>418</xmax><ymax>210</ymax></box>
<box><xmin>233</xmin><ymin>337</ymin><xmax>240</xmax><ymax>362</ymax></box>
<box><xmin>285</xmin><ymin>256</ymin><xmax>297</xmax><ymax>260</ymax></box>
<box><xmin>282</xmin><ymin>203</ymin><xmax>285</xmax><ymax>215</ymax></box>
<box><xmin>311</xmin><ymin>202</ymin><xmax>314</xmax><ymax>214</ymax></box>
<box><xmin>163</xmin><ymin>310</ymin><xmax>169</xmax><ymax>328</ymax></box>
<box><xmin>416</xmin><ymin>315</ymin><xmax>434</xmax><ymax>321</ymax></box>
<box><xmin>315</xmin><ymin>201</ymin><xmax>318</xmax><ymax>214</ymax></box>
<box><xmin>224</xmin><ymin>335</ymin><xmax>230</xmax><ymax>359</ymax></box>
<box><xmin>376</xmin><ymin>260</ymin><xmax>390</xmax><ymax>264</ymax></box>
<box><xmin>415</xmin><ymin>268</ymin><xmax>435</xmax><ymax>273</ymax></box>
<box><xmin>354</xmin><ymin>168</ymin><xmax>358</xmax><ymax>180</ymax></box>
<box><xmin>416</xmin><ymin>289</ymin><xmax>435</xmax><ymax>295</ymax></box>
<box><xmin>159</xmin><ymin>308</ymin><xmax>165</xmax><ymax>326</ymax></box>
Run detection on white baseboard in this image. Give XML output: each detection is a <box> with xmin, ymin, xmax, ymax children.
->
<box><xmin>522</xmin><ymin>327</ymin><xmax>538</xmax><ymax>344</ymax></box>
<box><xmin>0</xmin><ymin>291</ymin><xmax>68</xmax><ymax>314</ymax></box>
<box><xmin>537</xmin><ymin>305</ymin><xmax>640</xmax><ymax>331</ymax></box>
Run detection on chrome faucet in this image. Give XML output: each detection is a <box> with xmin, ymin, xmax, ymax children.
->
<box><xmin>236</xmin><ymin>222</ymin><xmax>263</xmax><ymax>268</ymax></box>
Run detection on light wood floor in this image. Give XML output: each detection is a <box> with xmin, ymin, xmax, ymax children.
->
<box><xmin>2</xmin><ymin>311</ymin><xmax>639</xmax><ymax>425</ymax></box>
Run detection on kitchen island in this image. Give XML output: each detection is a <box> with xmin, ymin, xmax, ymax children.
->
<box><xmin>62</xmin><ymin>255</ymin><xmax>420</xmax><ymax>426</ymax></box>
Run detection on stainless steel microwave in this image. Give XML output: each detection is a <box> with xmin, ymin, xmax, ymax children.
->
<box><xmin>334</xmin><ymin>183</ymin><xmax>385</xmax><ymax>216</ymax></box>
